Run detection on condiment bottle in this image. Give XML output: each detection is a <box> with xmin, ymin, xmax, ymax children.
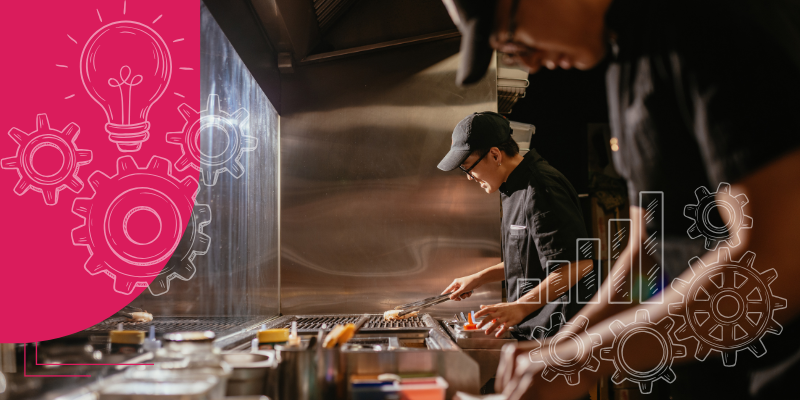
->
<box><xmin>463</xmin><ymin>311</ymin><xmax>478</xmax><ymax>330</ymax></box>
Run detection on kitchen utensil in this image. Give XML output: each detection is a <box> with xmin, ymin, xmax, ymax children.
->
<box><xmin>395</xmin><ymin>291</ymin><xmax>473</xmax><ymax>317</ymax></box>
<box><xmin>222</xmin><ymin>352</ymin><xmax>276</xmax><ymax>396</ymax></box>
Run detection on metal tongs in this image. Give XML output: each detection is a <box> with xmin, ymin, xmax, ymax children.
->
<box><xmin>394</xmin><ymin>291</ymin><xmax>473</xmax><ymax>317</ymax></box>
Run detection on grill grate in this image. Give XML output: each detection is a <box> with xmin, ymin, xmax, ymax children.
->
<box><xmin>285</xmin><ymin>314</ymin><xmax>429</xmax><ymax>332</ymax></box>
<box><xmin>85</xmin><ymin>316</ymin><xmax>269</xmax><ymax>335</ymax></box>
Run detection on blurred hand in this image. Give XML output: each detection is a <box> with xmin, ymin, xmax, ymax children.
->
<box><xmin>496</xmin><ymin>335</ymin><xmax>599</xmax><ymax>400</ymax></box>
<box><xmin>442</xmin><ymin>274</ymin><xmax>482</xmax><ymax>300</ymax></box>
<box><xmin>496</xmin><ymin>341</ymin><xmax>540</xmax><ymax>392</ymax></box>
<box><xmin>474</xmin><ymin>302</ymin><xmax>532</xmax><ymax>337</ymax></box>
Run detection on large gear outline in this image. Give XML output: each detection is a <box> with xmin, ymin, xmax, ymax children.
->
<box><xmin>600</xmin><ymin>309</ymin><xmax>686</xmax><ymax>394</ymax></box>
<box><xmin>668</xmin><ymin>248</ymin><xmax>787</xmax><ymax>366</ymax></box>
<box><xmin>166</xmin><ymin>94</ymin><xmax>257</xmax><ymax>186</ymax></box>
<box><xmin>528</xmin><ymin>313</ymin><xmax>603</xmax><ymax>386</ymax></box>
<box><xmin>72</xmin><ymin>156</ymin><xmax>199</xmax><ymax>295</ymax></box>
<box><xmin>684</xmin><ymin>182</ymin><xmax>753</xmax><ymax>250</ymax></box>
<box><xmin>147</xmin><ymin>187</ymin><xmax>211</xmax><ymax>296</ymax></box>
<box><xmin>1</xmin><ymin>114</ymin><xmax>93</xmax><ymax>205</ymax></box>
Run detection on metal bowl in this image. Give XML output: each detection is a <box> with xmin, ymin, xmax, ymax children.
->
<box><xmin>222</xmin><ymin>351</ymin><xmax>276</xmax><ymax>396</ymax></box>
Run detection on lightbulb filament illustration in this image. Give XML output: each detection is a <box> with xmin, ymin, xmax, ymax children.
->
<box><xmin>80</xmin><ymin>21</ymin><xmax>172</xmax><ymax>152</ymax></box>
<box><xmin>108</xmin><ymin>66</ymin><xmax>143</xmax><ymax>126</ymax></box>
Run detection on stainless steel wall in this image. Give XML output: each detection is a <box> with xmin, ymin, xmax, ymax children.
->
<box><xmin>280</xmin><ymin>38</ymin><xmax>503</xmax><ymax>317</ymax></box>
<box><xmin>132</xmin><ymin>3</ymin><xmax>280</xmax><ymax>317</ymax></box>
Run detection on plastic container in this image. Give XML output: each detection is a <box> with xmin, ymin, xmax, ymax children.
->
<box><xmin>463</xmin><ymin>311</ymin><xmax>478</xmax><ymax>330</ymax></box>
<box><xmin>351</xmin><ymin>379</ymin><xmax>400</xmax><ymax>400</ymax></box>
<box><xmin>398</xmin><ymin>377</ymin><xmax>448</xmax><ymax>400</ymax></box>
<box><xmin>109</xmin><ymin>330</ymin><xmax>145</xmax><ymax>355</ymax></box>
<box><xmin>508</xmin><ymin>120</ymin><xmax>535</xmax><ymax>154</ymax></box>
<box><xmin>258</xmin><ymin>329</ymin><xmax>289</xmax><ymax>350</ymax></box>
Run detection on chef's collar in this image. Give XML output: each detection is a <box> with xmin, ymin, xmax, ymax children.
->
<box><xmin>499</xmin><ymin>150</ymin><xmax>538</xmax><ymax>195</ymax></box>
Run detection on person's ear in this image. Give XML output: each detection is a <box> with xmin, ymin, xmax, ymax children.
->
<box><xmin>493</xmin><ymin>148</ymin><xmax>503</xmax><ymax>166</ymax></box>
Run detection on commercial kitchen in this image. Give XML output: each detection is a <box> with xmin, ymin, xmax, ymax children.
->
<box><xmin>3</xmin><ymin>0</ymin><xmax>799</xmax><ymax>399</ymax></box>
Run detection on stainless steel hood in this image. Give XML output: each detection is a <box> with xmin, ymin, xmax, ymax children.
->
<box><xmin>201</xmin><ymin>0</ymin><xmax>504</xmax><ymax>318</ymax></box>
<box><xmin>247</xmin><ymin>0</ymin><xmax>458</xmax><ymax>67</ymax></box>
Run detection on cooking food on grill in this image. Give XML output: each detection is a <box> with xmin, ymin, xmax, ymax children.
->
<box><xmin>383</xmin><ymin>309</ymin><xmax>418</xmax><ymax>321</ymax></box>
<box><xmin>129</xmin><ymin>311</ymin><xmax>153</xmax><ymax>322</ymax></box>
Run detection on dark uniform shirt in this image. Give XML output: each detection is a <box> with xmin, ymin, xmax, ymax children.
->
<box><xmin>499</xmin><ymin>149</ymin><xmax>592</xmax><ymax>339</ymax></box>
<box><xmin>605</xmin><ymin>0</ymin><xmax>800</xmax><ymax>397</ymax></box>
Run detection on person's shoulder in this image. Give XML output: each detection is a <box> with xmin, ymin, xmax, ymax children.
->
<box><xmin>525</xmin><ymin>156</ymin><xmax>573</xmax><ymax>192</ymax></box>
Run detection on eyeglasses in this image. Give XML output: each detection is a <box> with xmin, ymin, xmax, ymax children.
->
<box><xmin>496</xmin><ymin>0</ymin><xmax>532</xmax><ymax>65</ymax></box>
<box><xmin>505</xmin><ymin>0</ymin><xmax>523</xmax><ymax>45</ymax></box>
<box><xmin>459</xmin><ymin>150</ymin><xmax>489</xmax><ymax>182</ymax></box>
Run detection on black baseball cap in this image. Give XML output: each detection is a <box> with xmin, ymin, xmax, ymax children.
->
<box><xmin>442</xmin><ymin>0</ymin><xmax>497</xmax><ymax>85</ymax></box>
<box><xmin>438</xmin><ymin>112</ymin><xmax>511</xmax><ymax>171</ymax></box>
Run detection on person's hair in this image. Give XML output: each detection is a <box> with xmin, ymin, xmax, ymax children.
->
<box><xmin>475</xmin><ymin>136</ymin><xmax>519</xmax><ymax>157</ymax></box>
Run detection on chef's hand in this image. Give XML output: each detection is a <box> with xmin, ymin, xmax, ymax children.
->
<box><xmin>442</xmin><ymin>273</ymin><xmax>482</xmax><ymax>301</ymax></box>
<box><xmin>496</xmin><ymin>335</ymin><xmax>599</xmax><ymax>400</ymax></box>
<box><xmin>474</xmin><ymin>302</ymin><xmax>532</xmax><ymax>337</ymax></box>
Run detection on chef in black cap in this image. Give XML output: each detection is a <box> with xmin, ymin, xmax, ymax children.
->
<box><xmin>439</xmin><ymin>111</ymin><xmax>595</xmax><ymax>340</ymax></box>
<box><xmin>443</xmin><ymin>0</ymin><xmax>800</xmax><ymax>399</ymax></box>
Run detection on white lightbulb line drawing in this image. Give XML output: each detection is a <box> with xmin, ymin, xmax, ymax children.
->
<box><xmin>54</xmin><ymin>1</ymin><xmax>194</xmax><ymax>150</ymax></box>
<box><xmin>106</xmin><ymin>65</ymin><xmax>143</xmax><ymax>127</ymax></box>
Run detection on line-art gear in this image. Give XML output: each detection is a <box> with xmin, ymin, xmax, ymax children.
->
<box><xmin>684</xmin><ymin>182</ymin><xmax>752</xmax><ymax>250</ymax></box>
<box><xmin>167</xmin><ymin>94</ymin><xmax>257</xmax><ymax>186</ymax></box>
<box><xmin>147</xmin><ymin>188</ymin><xmax>211</xmax><ymax>296</ymax></box>
<box><xmin>528</xmin><ymin>313</ymin><xmax>603</xmax><ymax>386</ymax></box>
<box><xmin>600</xmin><ymin>309</ymin><xmax>686</xmax><ymax>394</ymax></box>
<box><xmin>72</xmin><ymin>156</ymin><xmax>199</xmax><ymax>295</ymax></box>
<box><xmin>1</xmin><ymin>114</ymin><xmax>92</xmax><ymax>205</ymax></box>
<box><xmin>669</xmin><ymin>248</ymin><xmax>787</xmax><ymax>366</ymax></box>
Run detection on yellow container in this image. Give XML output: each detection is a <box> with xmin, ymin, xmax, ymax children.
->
<box><xmin>258</xmin><ymin>328</ymin><xmax>290</xmax><ymax>350</ymax></box>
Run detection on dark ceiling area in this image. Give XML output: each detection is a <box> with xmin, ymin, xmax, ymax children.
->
<box><xmin>313</xmin><ymin>0</ymin><xmax>455</xmax><ymax>53</ymax></box>
<box><xmin>204</xmin><ymin>0</ymin><xmax>460</xmax><ymax>112</ymax></box>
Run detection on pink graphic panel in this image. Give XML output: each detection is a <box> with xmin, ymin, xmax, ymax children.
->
<box><xmin>0</xmin><ymin>0</ymin><xmax>200</xmax><ymax>342</ymax></box>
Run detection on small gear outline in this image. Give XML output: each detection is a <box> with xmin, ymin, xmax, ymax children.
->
<box><xmin>600</xmin><ymin>309</ymin><xmax>686</xmax><ymax>394</ymax></box>
<box><xmin>684</xmin><ymin>182</ymin><xmax>752</xmax><ymax>250</ymax></box>
<box><xmin>147</xmin><ymin>187</ymin><xmax>211</xmax><ymax>296</ymax></box>
<box><xmin>668</xmin><ymin>248</ymin><xmax>787</xmax><ymax>367</ymax></box>
<box><xmin>528</xmin><ymin>313</ymin><xmax>603</xmax><ymax>386</ymax></box>
<box><xmin>72</xmin><ymin>156</ymin><xmax>199</xmax><ymax>295</ymax></box>
<box><xmin>1</xmin><ymin>114</ymin><xmax>93</xmax><ymax>205</ymax></box>
<box><xmin>167</xmin><ymin>94</ymin><xmax>257</xmax><ymax>186</ymax></box>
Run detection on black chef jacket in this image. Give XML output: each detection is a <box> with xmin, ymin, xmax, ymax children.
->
<box><xmin>499</xmin><ymin>149</ymin><xmax>592</xmax><ymax>340</ymax></box>
<box><xmin>605</xmin><ymin>0</ymin><xmax>800</xmax><ymax>398</ymax></box>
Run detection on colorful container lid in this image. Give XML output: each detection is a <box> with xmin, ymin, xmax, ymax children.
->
<box><xmin>109</xmin><ymin>330</ymin><xmax>145</xmax><ymax>344</ymax></box>
<box><xmin>258</xmin><ymin>328</ymin><xmax>290</xmax><ymax>343</ymax></box>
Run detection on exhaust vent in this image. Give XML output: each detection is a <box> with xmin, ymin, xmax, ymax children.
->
<box><xmin>314</xmin><ymin>0</ymin><xmax>360</xmax><ymax>32</ymax></box>
<box><xmin>497</xmin><ymin>53</ymin><xmax>530</xmax><ymax>114</ymax></box>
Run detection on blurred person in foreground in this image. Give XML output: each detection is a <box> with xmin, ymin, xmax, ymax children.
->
<box><xmin>444</xmin><ymin>0</ymin><xmax>800</xmax><ymax>399</ymax></box>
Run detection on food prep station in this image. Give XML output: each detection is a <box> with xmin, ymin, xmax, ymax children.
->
<box><xmin>1</xmin><ymin>0</ymin><xmax>532</xmax><ymax>399</ymax></box>
<box><xmin>1</xmin><ymin>313</ymin><xmax>515</xmax><ymax>399</ymax></box>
